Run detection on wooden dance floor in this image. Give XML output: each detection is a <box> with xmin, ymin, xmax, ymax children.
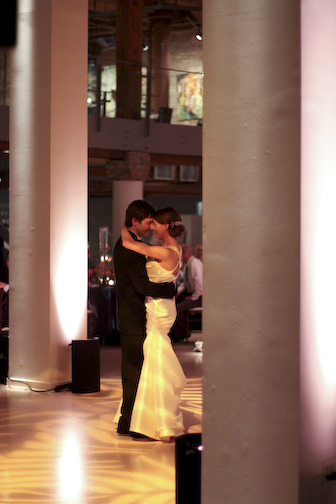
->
<box><xmin>0</xmin><ymin>341</ymin><xmax>202</xmax><ymax>504</ymax></box>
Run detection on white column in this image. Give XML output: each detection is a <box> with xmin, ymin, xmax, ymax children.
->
<box><xmin>202</xmin><ymin>1</ymin><xmax>300</xmax><ymax>503</ymax></box>
<box><xmin>301</xmin><ymin>1</ymin><xmax>336</xmax><ymax>502</ymax></box>
<box><xmin>9</xmin><ymin>0</ymin><xmax>88</xmax><ymax>389</ymax></box>
<box><xmin>112</xmin><ymin>181</ymin><xmax>143</xmax><ymax>248</ymax></box>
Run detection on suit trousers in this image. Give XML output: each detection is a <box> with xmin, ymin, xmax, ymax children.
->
<box><xmin>119</xmin><ymin>333</ymin><xmax>146</xmax><ymax>432</ymax></box>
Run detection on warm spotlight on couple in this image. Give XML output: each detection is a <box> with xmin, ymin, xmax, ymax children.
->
<box><xmin>113</xmin><ymin>200</ymin><xmax>186</xmax><ymax>442</ymax></box>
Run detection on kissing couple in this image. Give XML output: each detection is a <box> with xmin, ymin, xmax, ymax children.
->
<box><xmin>113</xmin><ymin>200</ymin><xmax>186</xmax><ymax>442</ymax></box>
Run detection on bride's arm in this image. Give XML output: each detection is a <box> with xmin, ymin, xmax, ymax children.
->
<box><xmin>121</xmin><ymin>225</ymin><xmax>169</xmax><ymax>261</ymax></box>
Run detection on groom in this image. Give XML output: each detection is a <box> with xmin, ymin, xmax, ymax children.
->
<box><xmin>113</xmin><ymin>200</ymin><xmax>176</xmax><ymax>435</ymax></box>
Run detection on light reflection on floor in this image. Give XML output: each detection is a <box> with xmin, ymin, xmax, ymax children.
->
<box><xmin>0</xmin><ymin>342</ymin><xmax>202</xmax><ymax>504</ymax></box>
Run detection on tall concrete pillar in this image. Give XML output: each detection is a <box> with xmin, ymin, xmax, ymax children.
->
<box><xmin>9</xmin><ymin>0</ymin><xmax>88</xmax><ymax>389</ymax></box>
<box><xmin>202</xmin><ymin>1</ymin><xmax>300</xmax><ymax>503</ymax></box>
<box><xmin>112</xmin><ymin>181</ymin><xmax>143</xmax><ymax>249</ymax></box>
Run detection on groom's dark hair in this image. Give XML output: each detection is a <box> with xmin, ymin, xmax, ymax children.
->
<box><xmin>125</xmin><ymin>200</ymin><xmax>156</xmax><ymax>227</ymax></box>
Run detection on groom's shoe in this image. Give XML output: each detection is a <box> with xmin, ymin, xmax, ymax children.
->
<box><xmin>117</xmin><ymin>427</ymin><xmax>130</xmax><ymax>435</ymax></box>
<box><xmin>117</xmin><ymin>418</ymin><xmax>130</xmax><ymax>435</ymax></box>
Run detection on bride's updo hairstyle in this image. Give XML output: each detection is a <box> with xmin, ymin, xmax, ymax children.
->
<box><xmin>154</xmin><ymin>207</ymin><xmax>185</xmax><ymax>238</ymax></box>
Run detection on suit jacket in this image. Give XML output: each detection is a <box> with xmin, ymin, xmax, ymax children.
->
<box><xmin>113</xmin><ymin>235</ymin><xmax>176</xmax><ymax>336</ymax></box>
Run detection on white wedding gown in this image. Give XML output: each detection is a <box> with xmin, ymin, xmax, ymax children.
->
<box><xmin>129</xmin><ymin>246</ymin><xmax>187</xmax><ymax>441</ymax></box>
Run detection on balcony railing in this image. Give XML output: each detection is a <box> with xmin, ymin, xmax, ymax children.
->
<box><xmin>87</xmin><ymin>60</ymin><xmax>203</xmax><ymax>127</ymax></box>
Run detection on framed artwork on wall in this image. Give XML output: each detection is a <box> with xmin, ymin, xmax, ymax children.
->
<box><xmin>176</xmin><ymin>73</ymin><xmax>203</xmax><ymax>121</ymax></box>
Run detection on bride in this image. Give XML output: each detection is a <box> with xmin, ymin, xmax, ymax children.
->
<box><xmin>121</xmin><ymin>207</ymin><xmax>187</xmax><ymax>442</ymax></box>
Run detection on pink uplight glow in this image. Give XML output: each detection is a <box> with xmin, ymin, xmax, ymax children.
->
<box><xmin>301</xmin><ymin>0</ymin><xmax>336</xmax><ymax>465</ymax></box>
<box><xmin>55</xmin><ymin>234</ymin><xmax>87</xmax><ymax>341</ymax></box>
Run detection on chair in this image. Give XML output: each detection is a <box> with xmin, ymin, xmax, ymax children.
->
<box><xmin>185</xmin><ymin>306</ymin><xmax>202</xmax><ymax>341</ymax></box>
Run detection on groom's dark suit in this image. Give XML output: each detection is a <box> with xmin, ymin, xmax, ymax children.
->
<box><xmin>113</xmin><ymin>233</ymin><xmax>175</xmax><ymax>434</ymax></box>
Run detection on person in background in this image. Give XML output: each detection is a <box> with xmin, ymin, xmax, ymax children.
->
<box><xmin>195</xmin><ymin>244</ymin><xmax>203</xmax><ymax>262</ymax></box>
<box><xmin>0</xmin><ymin>237</ymin><xmax>8</xmax><ymax>285</ymax></box>
<box><xmin>0</xmin><ymin>251</ymin><xmax>9</xmax><ymax>328</ymax></box>
<box><xmin>173</xmin><ymin>244</ymin><xmax>203</xmax><ymax>341</ymax></box>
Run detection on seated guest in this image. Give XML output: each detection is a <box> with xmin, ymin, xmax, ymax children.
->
<box><xmin>195</xmin><ymin>244</ymin><xmax>203</xmax><ymax>262</ymax></box>
<box><xmin>0</xmin><ymin>281</ymin><xmax>9</xmax><ymax>293</ymax></box>
<box><xmin>0</xmin><ymin>252</ymin><xmax>9</xmax><ymax>328</ymax></box>
<box><xmin>0</xmin><ymin>238</ymin><xmax>8</xmax><ymax>285</ymax></box>
<box><xmin>176</xmin><ymin>268</ymin><xmax>184</xmax><ymax>291</ymax></box>
<box><xmin>173</xmin><ymin>244</ymin><xmax>202</xmax><ymax>341</ymax></box>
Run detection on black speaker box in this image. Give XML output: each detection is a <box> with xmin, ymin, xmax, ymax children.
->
<box><xmin>158</xmin><ymin>107</ymin><xmax>172</xmax><ymax>123</ymax></box>
<box><xmin>0</xmin><ymin>0</ymin><xmax>17</xmax><ymax>47</ymax></box>
<box><xmin>71</xmin><ymin>338</ymin><xmax>100</xmax><ymax>393</ymax></box>
<box><xmin>175</xmin><ymin>433</ymin><xmax>202</xmax><ymax>504</ymax></box>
